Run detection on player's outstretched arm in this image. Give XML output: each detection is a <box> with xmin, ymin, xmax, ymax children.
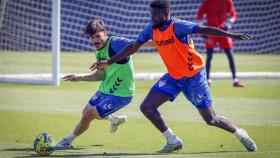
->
<box><xmin>90</xmin><ymin>42</ymin><xmax>142</xmax><ymax>71</ymax></box>
<box><xmin>62</xmin><ymin>70</ymin><xmax>104</xmax><ymax>82</ymax></box>
<box><xmin>197</xmin><ymin>25</ymin><xmax>252</xmax><ymax>40</ymax></box>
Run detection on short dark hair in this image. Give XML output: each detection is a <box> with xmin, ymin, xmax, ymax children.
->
<box><xmin>150</xmin><ymin>0</ymin><xmax>170</xmax><ymax>12</ymax></box>
<box><xmin>84</xmin><ymin>19</ymin><xmax>106</xmax><ymax>36</ymax></box>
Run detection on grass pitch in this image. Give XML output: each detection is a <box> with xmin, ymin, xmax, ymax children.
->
<box><xmin>0</xmin><ymin>52</ymin><xmax>280</xmax><ymax>157</ymax></box>
<box><xmin>0</xmin><ymin>79</ymin><xmax>280</xmax><ymax>158</ymax></box>
<box><xmin>1</xmin><ymin>52</ymin><xmax>280</xmax><ymax>74</ymax></box>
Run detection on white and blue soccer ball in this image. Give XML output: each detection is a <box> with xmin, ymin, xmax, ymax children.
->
<box><xmin>33</xmin><ymin>132</ymin><xmax>55</xmax><ymax>156</ymax></box>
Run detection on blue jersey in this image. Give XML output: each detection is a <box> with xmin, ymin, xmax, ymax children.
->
<box><xmin>136</xmin><ymin>17</ymin><xmax>199</xmax><ymax>45</ymax></box>
<box><xmin>109</xmin><ymin>37</ymin><xmax>134</xmax><ymax>64</ymax></box>
<box><xmin>110</xmin><ymin>37</ymin><xmax>134</xmax><ymax>54</ymax></box>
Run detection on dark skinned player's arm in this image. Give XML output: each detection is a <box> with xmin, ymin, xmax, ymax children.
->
<box><xmin>107</xmin><ymin>42</ymin><xmax>143</xmax><ymax>65</ymax></box>
<box><xmin>196</xmin><ymin>25</ymin><xmax>252</xmax><ymax>40</ymax></box>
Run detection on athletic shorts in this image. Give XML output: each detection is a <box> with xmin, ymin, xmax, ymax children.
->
<box><xmin>151</xmin><ymin>69</ymin><xmax>212</xmax><ymax>109</ymax></box>
<box><xmin>205</xmin><ymin>36</ymin><xmax>233</xmax><ymax>49</ymax></box>
<box><xmin>88</xmin><ymin>91</ymin><xmax>132</xmax><ymax>118</ymax></box>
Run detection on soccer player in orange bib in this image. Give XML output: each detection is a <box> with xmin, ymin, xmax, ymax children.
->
<box><xmin>197</xmin><ymin>0</ymin><xmax>245</xmax><ymax>87</ymax></box>
<box><xmin>92</xmin><ymin>0</ymin><xmax>257</xmax><ymax>153</ymax></box>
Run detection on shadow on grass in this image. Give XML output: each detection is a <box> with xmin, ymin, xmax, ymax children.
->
<box><xmin>12</xmin><ymin>150</ymin><xmax>244</xmax><ymax>157</ymax></box>
<box><xmin>0</xmin><ymin>147</ymin><xmax>85</xmax><ymax>152</ymax></box>
<box><xmin>0</xmin><ymin>147</ymin><xmax>86</xmax><ymax>157</ymax></box>
<box><xmin>1</xmin><ymin>148</ymin><xmax>33</xmax><ymax>152</ymax></box>
<box><xmin>0</xmin><ymin>145</ymin><xmax>244</xmax><ymax>158</ymax></box>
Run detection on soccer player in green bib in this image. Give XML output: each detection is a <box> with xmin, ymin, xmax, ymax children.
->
<box><xmin>56</xmin><ymin>19</ymin><xmax>135</xmax><ymax>148</ymax></box>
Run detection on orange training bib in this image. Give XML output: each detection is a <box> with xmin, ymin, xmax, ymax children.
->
<box><xmin>152</xmin><ymin>22</ymin><xmax>205</xmax><ymax>79</ymax></box>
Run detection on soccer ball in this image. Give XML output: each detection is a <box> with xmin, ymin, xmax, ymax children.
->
<box><xmin>33</xmin><ymin>132</ymin><xmax>55</xmax><ymax>156</ymax></box>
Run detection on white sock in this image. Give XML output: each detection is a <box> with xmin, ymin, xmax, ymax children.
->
<box><xmin>208</xmin><ymin>79</ymin><xmax>212</xmax><ymax>83</ymax></box>
<box><xmin>233</xmin><ymin>78</ymin><xmax>239</xmax><ymax>83</ymax></box>
<box><xmin>64</xmin><ymin>133</ymin><xmax>77</xmax><ymax>143</ymax></box>
<box><xmin>234</xmin><ymin>128</ymin><xmax>244</xmax><ymax>140</ymax></box>
<box><xmin>108</xmin><ymin>114</ymin><xmax>119</xmax><ymax>124</ymax></box>
<box><xmin>163</xmin><ymin>128</ymin><xmax>178</xmax><ymax>144</ymax></box>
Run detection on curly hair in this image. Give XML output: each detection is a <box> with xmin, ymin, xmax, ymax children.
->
<box><xmin>84</xmin><ymin>19</ymin><xmax>106</xmax><ymax>36</ymax></box>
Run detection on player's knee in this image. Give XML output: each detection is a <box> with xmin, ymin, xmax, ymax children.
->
<box><xmin>140</xmin><ymin>103</ymin><xmax>153</xmax><ymax>116</ymax></box>
<box><xmin>82</xmin><ymin>109</ymin><xmax>98</xmax><ymax>122</ymax></box>
<box><xmin>140</xmin><ymin>103</ymin><xmax>148</xmax><ymax>114</ymax></box>
<box><xmin>205</xmin><ymin>117</ymin><xmax>220</xmax><ymax>126</ymax></box>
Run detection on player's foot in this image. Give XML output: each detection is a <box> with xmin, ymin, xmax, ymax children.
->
<box><xmin>110</xmin><ymin>115</ymin><xmax>127</xmax><ymax>133</ymax></box>
<box><xmin>233</xmin><ymin>81</ymin><xmax>245</xmax><ymax>88</ymax></box>
<box><xmin>237</xmin><ymin>129</ymin><xmax>257</xmax><ymax>152</ymax></box>
<box><xmin>158</xmin><ymin>137</ymin><xmax>184</xmax><ymax>153</ymax></box>
<box><xmin>55</xmin><ymin>138</ymin><xmax>74</xmax><ymax>149</ymax></box>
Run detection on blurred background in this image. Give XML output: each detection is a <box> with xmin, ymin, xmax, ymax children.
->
<box><xmin>1</xmin><ymin>0</ymin><xmax>279</xmax><ymax>84</ymax></box>
<box><xmin>1</xmin><ymin>0</ymin><xmax>279</xmax><ymax>53</ymax></box>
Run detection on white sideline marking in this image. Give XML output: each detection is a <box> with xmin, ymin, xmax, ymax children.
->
<box><xmin>134</xmin><ymin>72</ymin><xmax>280</xmax><ymax>80</ymax></box>
<box><xmin>0</xmin><ymin>72</ymin><xmax>280</xmax><ymax>85</ymax></box>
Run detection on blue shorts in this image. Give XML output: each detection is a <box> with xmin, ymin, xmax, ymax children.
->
<box><xmin>88</xmin><ymin>91</ymin><xmax>132</xmax><ymax>118</ymax></box>
<box><xmin>151</xmin><ymin>69</ymin><xmax>212</xmax><ymax>109</ymax></box>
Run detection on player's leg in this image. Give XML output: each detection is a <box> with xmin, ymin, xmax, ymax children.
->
<box><xmin>140</xmin><ymin>74</ymin><xmax>183</xmax><ymax>153</ymax></box>
<box><xmin>205</xmin><ymin>37</ymin><xmax>216</xmax><ymax>86</ymax></box>
<box><xmin>182</xmin><ymin>69</ymin><xmax>239</xmax><ymax>132</ymax></box>
<box><xmin>224</xmin><ymin>49</ymin><xmax>245</xmax><ymax>87</ymax></box>
<box><xmin>224</xmin><ymin>49</ymin><xmax>236</xmax><ymax>79</ymax></box>
<box><xmin>74</xmin><ymin>105</ymin><xmax>101</xmax><ymax>136</ymax></box>
<box><xmin>56</xmin><ymin>92</ymin><xmax>132</xmax><ymax>148</ymax></box>
<box><xmin>182</xmin><ymin>69</ymin><xmax>256</xmax><ymax>151</ymax></box>
<box><xmin>220</xmin><ymin>37</ymin><xmax>245</xmax><ymax>87</ymax></box>
<box><xmin>56</xmin><ymin>104</ymin><xmax>101</xmax><ymax>148</ymax></box>
<box><xmin>56</xmin><ymin>92</ymin><xmax>104</xmax><ymax>148</ymax></box>
<box><xmin>181</xmin><ymin>70</ymin><xmax>236</xmax><ymax>132</ymax></box>
<box><xmin>141</xmin><ymin>90</ymin><xmax>183</xmax><ymax>153</ymax></box>
<box><xmin>206</xmin><ymin>48</ymin><xmax>214</xmax><ymax>85</ymax></box>
<box><xmin>140</xmin><ymin>91</ymin><xmax>169</xmax><ymax>132</ymax></box>
<box><xmin>198</xmin><ymin>106</ymin><xmax>257</xmax><ymax>152</ymax></box>
<box><xmin>92</xmin><ymin>92</ymin><xmax>132</xmax><ymax>133</ymax></box>
<box><xmin>198</xmin><ymin>106</ymin><xmax>236</xmax><ymax>132</ymax></box>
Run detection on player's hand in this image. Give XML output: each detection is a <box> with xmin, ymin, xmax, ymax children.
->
<box><xmin>222</xmin><ymin>22</ymin><xmax>233</xmax><ymax>31</ymax></box>
<box><xmin>90</xmin><ymin>60</ymin><xmax>109</xmax><ymax>71</ymax></box>
<box><xmin>62</xmin><ymin>74</ymin><xmax>81</xmax><ymax>82</ymax></box>
<box><xmin>231</xmin><ymin>33</ymin><xmax>252</xmax><ymax>40</ymax></box>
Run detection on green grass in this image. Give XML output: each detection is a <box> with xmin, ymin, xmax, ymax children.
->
<box><xmin>1</xmin><ymin>52</ymin><xmax>280</xmax><ymax>157</ymax></box>
<box><xmin>1</xmin><ymin>51</ymin><xmax>280</xmax><ymax>73</ymax></box>
<box><xmin>0</xmin><ymin>79</ymin><xmax>280</xmax><ymax>157</ymax></box>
